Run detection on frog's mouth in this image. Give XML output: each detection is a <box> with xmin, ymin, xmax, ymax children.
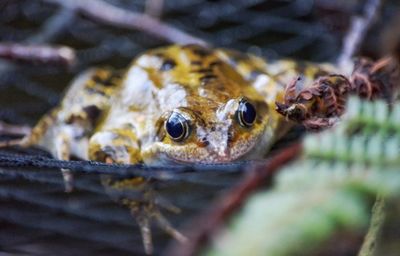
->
<box><xmin>144</xmin><ymin>127</ymin><xmax>274</xmax><ymax>164</ymax></box>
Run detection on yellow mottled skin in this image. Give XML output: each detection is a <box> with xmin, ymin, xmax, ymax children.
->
<box><xmin>18</xmin><ymin>44</ymin><xmax>338</xmax><ymax>254</ymax></box>
<box><xmin>23</xmin><ymin>44</ymin><xmax>336</xmax><ymax>165</ymax></box>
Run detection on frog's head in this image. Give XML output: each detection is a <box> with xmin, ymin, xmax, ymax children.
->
<box><xmin>149</xmin><ymin>95</ymin><xmax>274</xmax><ymax>164</ymax></box>
<box><xmin>136</xmin><ymin>44</ymin><xmax>279</xmax><ymax>164</ymax></box>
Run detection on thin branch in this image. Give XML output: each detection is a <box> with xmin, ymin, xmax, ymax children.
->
<box><xmin>42</xmin><ymin>0</ymin><xmax>209</xmax><ymax>47</ymax></box>
<box><xmin>337</xmin><ymin>0</ymin><xmax>382</xmax><ymax>69</ymax></box>
<box><xmin>0</xmin><ymin>43</ymin><xmax>76</xmax><ymax>67</ymax></box>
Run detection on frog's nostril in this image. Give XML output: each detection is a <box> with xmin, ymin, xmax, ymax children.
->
<box><xmin>227</xmin><ymin>132</ymin><xmax>234</xmax><ymax>142</ymax></box>
<box><xmin>200</xmin><ymin>137</ymin><xmax>209</xmax><ymax>146</ymax></box>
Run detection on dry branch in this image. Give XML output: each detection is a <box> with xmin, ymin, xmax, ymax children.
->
<box><xmin>42</xmin><ymin>0</ymin><xmax>208</xmax><ymax>47</ymax></box>
<box><xmin>337</xmin><ymin>0</ymin><xmax>382</xmax><ymax>69</ymax></box>
<box><xmin>0</xmin><ymin>43</ymin><xmax>76</xmax><ymax>67</ymax></box>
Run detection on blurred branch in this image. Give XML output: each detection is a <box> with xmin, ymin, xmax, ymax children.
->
<box><xmin>42</xmin><ymin>0</ymin><xmax>208</xmax><ymax>46</ymax></box>
<box><xmin>358</xmin><ymin>195</ymin><xmax>386</xmax><ymax>256</ymax></box>
<box><xmin>337</xmin><ymin>0</ymin><xmax>382</xmax><ymax>69</ymax></box>
<box><xmin>0</xmin><ymin>43</ymin><xmax>76</xmax><ymax>67</ymax></box>
<box><xmin>28</xmin><ymin>8</ymin><xmax>76</xmax><ymax>44</ymax></box>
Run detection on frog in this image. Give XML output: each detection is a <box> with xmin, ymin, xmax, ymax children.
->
<box><xmin>3</xmin><ymin>44</ymin><xmax>347</xmax><ymax>254</ymax></box>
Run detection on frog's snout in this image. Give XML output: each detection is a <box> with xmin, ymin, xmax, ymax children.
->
<box><xmin>205</xmin><ymin>125</ymin><xmax>231</xmax><ymax>160</ymax></box>
<box><xmin>208</xmin><ymin>136</ymin><xmax>230</xmax><ymax>158</ymax></box>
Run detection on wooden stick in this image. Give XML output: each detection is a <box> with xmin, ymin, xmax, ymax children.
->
<box><xmin>0</xmin><ymin>43</ymin><xmax>76</xmax><ymax>67</ymax></box>
<box><xmin>337</xmin><ymin>0</ymin><xmax>382</xmax><ymax>69</ymax></box>
<box><xmin>42</xmin><ymin>0</ymin><xmax>209</xmax><ymax>46</ymax></box>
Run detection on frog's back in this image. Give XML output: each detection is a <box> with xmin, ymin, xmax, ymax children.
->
<box><xmin>102</xmin><ymin>45</ymin><xmax>265</xmax><ymax>128</ymax></box>
<box><xmin>111</xmin><ymin>44</ymin><xmax>336</xmax><ymax>112</ymax></box>
<box><xmin>30</xmin><ymin>44</ymin><xmax>338</xmax><ymax>163</ymax></box>
<box><xmin>101</xmin><ymin>44</ymin><xmax>337</xmax><ymax>143</ymax></box>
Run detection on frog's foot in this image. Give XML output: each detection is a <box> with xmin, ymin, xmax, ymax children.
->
<box><xmin>0</xmin><ymin>121</ymin><xmax>74</xmax><ymax>192</ymax></box>
<box><xmin>108</xmin><ymin>183</ymin><xmax>187</xmax><ymax>255</ymax></box>
<box><xmin>53</xmin><ymin>131</ymin><xmax>75</xmax><ymax>192</ymax></box>
<box><xmin>99</xmin><ymin>153</ymin><xmax>187</xmax><ymax>255</ymax></box>
<box><xmin>0</xmin><ymin>138</ymin><xmax>25</xmax><ymax>148</ymax></box>
<box><xmin>350</xmin><ymin>56</ymin><xmax>400</xmax><ymax>101</ymax></box>
<box><xmin>276</xmin><ymin>75</ymin><xmax>351</xmax><ymax>130</ymax></box>
<box><xmin>123</xmin><ymin>192</ymin><xmax>187</xmax><ymax>255</ymax></box>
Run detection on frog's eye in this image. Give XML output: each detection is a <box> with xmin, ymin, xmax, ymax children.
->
<box><xmin>237</xmin><ymin>99</ymin><xmax>257</xmax><ymax>127</ymax></box>
<box><xmin>160</xmin><ymin>59</ymin><xmax>176</xmax><ymax>71</ymax></box>
<box><xmin>165</xmin><ymin>112</ymin><xmax>190</xmax><ymax>141</ymax></box>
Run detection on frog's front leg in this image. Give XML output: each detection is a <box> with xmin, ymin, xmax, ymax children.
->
<box><xmin>37</xmin><ymin>119</ymin><xmax>90</xmax><ymax>191</ymax></box>
<box><xmin>88</xmin><ymin>127</ymin><xmax>142</xmax><ymax>164</ymax></box>
<box><xmin>89</xmin><ymin>128</ymin><xmax>186</xmax><ymax>255</ymax></box>
<box><xmin>54</xmin><ymin>129</ymin><xmax>74</xmax><ymax>192</ymax></box>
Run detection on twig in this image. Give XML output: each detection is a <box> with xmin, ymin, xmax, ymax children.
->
<box><xmin>27</xmin><ymin>8</ymin><xmax>76</xmax><ymax>45</ymax></box>
<box><xmin>337</xmin><ymin>0</ymin><xmax>382</xmax><ymax>69</ymax></box>
<box><xmin>42</xmin><ymin>0</ymin><xmax>208</xmax><ymax>47</ymax></box>
<box><xmin>0</xmin><ymin>43</ymin><xmax>76</xmax><ymax>67</ymax></box>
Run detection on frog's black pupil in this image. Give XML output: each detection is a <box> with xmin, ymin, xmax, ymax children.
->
<box><xmin>243</xmin><ymin>102</ymin><xmax>256</xmax><ymax>124</ymax></box>
<box><xmin>238</xmin><ymin>100</ymin><xmax>256</xmax><ymax>127</ymax></box>
<box><xmin>166</xmin><ymin>113</ymin><xmax>185</xmax><ymax>140</ymax></box>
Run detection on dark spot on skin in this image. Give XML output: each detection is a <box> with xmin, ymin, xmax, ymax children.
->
<box><xmin>209</xmin><ymin>61</ymin><xmax>221</xmax><ymax>67</ymax></box>
<box><xmin>86</xmin><ymin>87</ymin><xmax>107</xmax><ymax>96</ymax></box>
<box><xmin>193</xmin><ymin>48</ymin><xmax>211</xmax><ymax>57</ymax></box>
<box><xmin>216</xmin><ymin>84</ymin><xmax>225</xmax><ymax>90</ymax></box>
<box><xmin>191</xmin><ymin>60</ymin><xmax>202</xmax><ymax>65</ymax></box>
<box><xmin>200</xmin><ymin>74</ymin><xmax>217</xmax><ymax>84</ymax></box>
<box><xmin>102</xmin><ymin>79</ymin><xmax>116</xmax><ymax>87</ymax></box>
<box><xmin>83</xmin><ymin>105</ymin><xmax>102</xmax><ymax>123</ymax></box>
<box><xmin>191</xmin><ymin>68</ymin><xmax>213</xmax><ymax>74</ymax></box>
<box><xmin>92</xmin><ymin>71</ymin><xmax>121</xmax><ymax>87</ymax></box>
<box><xmin>211</xmin><ymin>127</ymin><xmax>216</xmax><ymax>132</ymax></box>
<box><xmin>227</xmin><ymin>132</ymin><xmax>234</xmax><ymax>142</ymax></box>
<box><xmin>160</xmin><ymin>59</ymin><xmax>176</xmax><ymax>71</ymax></box>
<box><xmin>154</xmin><ymin>52</ymin><xmax>165</xmax><ymax>58</ymax></box>
<box><xmin>182</xmin><ymin>44</ymin><xmax>211</xmax><ymax>55</ymax></box>
<box><xmin>199</xmin><ymin>137</ymin><xmax>209</xmax><ymax>147</ymax></box>
<box><xmin>183</xmin><ymin>45</ymin><xmax>212</xmax><ymax>57</ymax></box>
<box><xmin>92</xmin><ymin>74</ymin><xmax>105</xmax><ymax>84</ymax></box>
